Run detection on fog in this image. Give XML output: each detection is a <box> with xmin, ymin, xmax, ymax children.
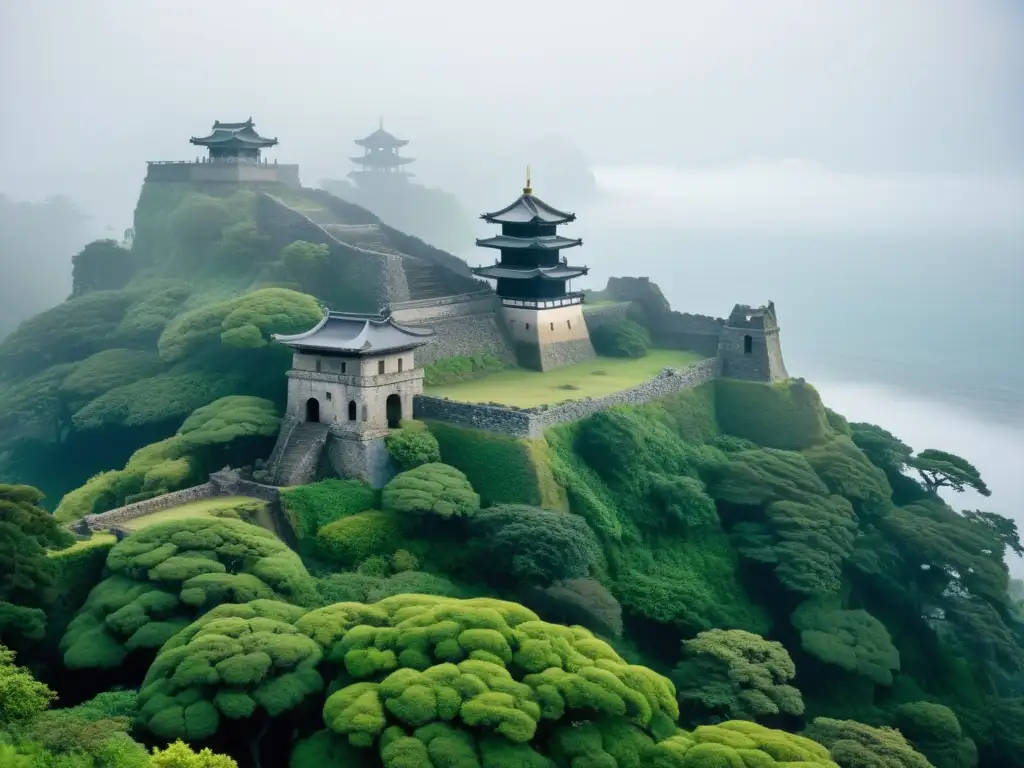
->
<box><xmin>1</xmin><ymin>1</ymin><xmax>1022</xmax><ymax>562</ymax></box>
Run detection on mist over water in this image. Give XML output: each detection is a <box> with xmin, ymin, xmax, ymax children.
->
<box><xmin>580</xmin><ymin>163</ymin><xmax>1024</xmax><ymax>574</ymax></box>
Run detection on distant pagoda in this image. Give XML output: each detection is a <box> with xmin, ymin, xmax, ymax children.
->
<box><xmin>189</xmin><ymin>118</ymin><xmax>278</xmax><ymax>161</ymax></box>
<box><xmin>349</xmin><ymin>119</ymin><xmax>415</xmax><ymax>182</ymax></box>
<box><xmin>472</xmin><ymin>171</ymin><xmax>595</xmax><ymax>371</ymax></box>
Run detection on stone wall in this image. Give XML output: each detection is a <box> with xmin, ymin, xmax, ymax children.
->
<box><xmin>390</xmin><ymin>292</ymin><xmax>516</xmax><ymax>366</ymax></box>
<box><xmin>415</xmin><ymin>357</ymin><xmax>717</xmax><ymax>439</ymax></box>
<box><xmin>582</xmin><ymin>302</ymin><xmax>636</xmax><ymax>329</ymax></box>
<box><xmin>83</xmin><ymin>483</ymin><xmax>216</xmax><ymax>530</ymax></box>
<box><xmin>146</xmin><ymin>161</ymin><xmax>301</xmax><ymax>188</ymax></box>
<box><xmin>600</xmin><ymin>277</ymin><xmax>724</xmax><ymax>357</ymax></box>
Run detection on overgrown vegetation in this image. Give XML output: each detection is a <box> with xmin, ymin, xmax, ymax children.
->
<box><xmin>422</xmin><ymin>353</ymin><xmax>506</xmax><ymax>387</ymax></box>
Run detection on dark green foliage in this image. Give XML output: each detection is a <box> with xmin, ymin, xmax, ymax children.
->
<box><xmin>25</xmin><ymin>690</ymin><xmax>143</xmax><ymax>761</ymax></box>
<box><xmin>385</xmin><ymin>424</ymin><xmax>442</xmax><ymax>471</ymax></box>
<box><xmin>910</xmin><ymin>449</ymin><xmax>990</xmax><ymax>497</ymax></box>
<box><xmin>289</xmin><ymin>729</ymin><xmax>372</xmax><ymax>767</ymax></box>
<box><xmin>803</xmin><ymin>438</ymin><xmax>892</xmax><ymax>517</ymax></box>
<box><xmin>0</xmin><ymin>484</ymin><xmax>72</xmax><ymax>621</ymax></box>
<box><xmin>0</xmin><ymin>602</ymin><xmax>46</xmax><ymax>643</ymax></box>
<box><xmin>381</xmin><ymin>463</ymin><xmax>480</xmax><ymax>519</ymax></box>
<box><xmin>114</xmin><ymin>280</ymin><xmax>191</xmax><ymax>345</ymax></box>
<box><xmin>137</xmin><ymin>600</ymin><xmax>321</xmax><ymax>740</ymax></box>
<box><xmin>216</xmin><ymin>221</ymin><xmax>270</xmax><ymax>266</ymax></box>
<box><xmin>281</xmin><ymin>240</ymin><xmax>330</xmax><ymax>289</ymax></box>
<box><xmin>0</xmin><ymin>289</ymin><xmax>139</xmax><ymax>378</ymax></box>
<box><xmin>894</xmin><ymin>702</ymin><xmax>977</xmax><ymax>768</ymax></box>
<box><xmin>427</xmin><ymin>422</ymin><xmax>544</xmax><ymax>507</ymax></box>
<box><xmin>804</xmin><ymin>717</ymin><xmax>933</xmax><ymax>768</ymax></box>
<box><xmin>315</xmin><ymin>573</ymin><xmax>384</xmax><ymax>605</ymax></box>
<box><xmin>522</xmin><ymin>578</ymin><xmax>624</xmax><ymax>638</ymax></box>
<box><xmin>157</xmin><ymin>287</ymin><xmax>322</xmax><ymax>363</ymax></box>
<box><xmin>56</xmin><ymin>396</ymin><xmax>280</xmax><ymax>521</ymax></box>
<box><xmin>591</xmin><ymin>320</ymin><xmax>652</xmax><ymax>358</ymax></box>
<box><xmin>71</xmin><ymin>239</ymin><xmax>135</xmax><ymax>297</ymax></box>
<box><xmin>825</xmin><ymin>408</ymin><xmax>852</xmax><ymax>436</ymax></box>
<box><xmin>60</xmin><ymin>518</ymin><xmax>315</xmax><ymax>670</ymax></box>
<box><xmin>58</xmin><ymin>349</ymin><xmax>166</xmax><ymax>410</ymax></box>
<box><xmin>792</xmin><ymin>599</ymin><xmax>901</xmax><ymax>686</ymax></box>
<box><xmin>366</xmin><ymin>571</ymin><xmax>468</xmax><ymax>602</ymax></box>
<box><xmin>672</xmin><ymin>629</ymin><xmax>804</xmax><ymax>724</ymax></box>
<box><xmin>314</xmin><ymin>511</ymin><xmax>403</xmax><ymax>568</ymax></box>
<box><xmin>170</xmin><ymin>193</ymin><xmax>234</xmax><ymax>255</ymax></box>
<box><xmin>279</xmin><ymin>478</ymin><xmax>377</xmax><ymax>539</ymax></box>
<box><xmin>422</xmin><ymin>353</ymin><xmax>506</xmax><ymax>386</ymax></box>
<box><xmin>469</xmin><ymin>505</ymin><xmax>600</xmax><ymax>587</ymax></box>
<box><xmin>45</xmin><ymin>536</ymin><xmax>117</xmax><ymax>646</ymax></box>
<box><xmin>715</xmin><ymin>378</ymin><xmax>830</xmax><ymax>450</ymax></box>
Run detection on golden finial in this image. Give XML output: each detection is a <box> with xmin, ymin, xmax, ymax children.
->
<box><xmin>523</xmin><ymin>165</ymin><xmax>533</xmax><ymax>195</ymax></box>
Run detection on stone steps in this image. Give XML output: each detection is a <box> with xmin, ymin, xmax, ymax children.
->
<box><xmin>273</xmin><ymin>422</ymin><xmax>330</xmax><ymax>486</ymax></box>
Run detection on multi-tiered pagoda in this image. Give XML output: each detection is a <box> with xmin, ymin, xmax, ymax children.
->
<box><xmin>349</xmin><ymin>120</ymin><xmax>415</xmax><ymax>183</ymax></box>
<box><xmin>472</xmin><ymin>173</ymin><xmax>595</xmax><ymax>371</ymax></box>
<box><xmin>189</xmin><ymin>119</ymin><xmax>279</xmax><ymax>161</ymax></box>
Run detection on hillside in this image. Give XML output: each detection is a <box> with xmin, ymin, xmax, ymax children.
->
<box><xmin>0</xmin><ymin>177</ymin><xmax>1022</xmax><ymax>768</ymax></box>
<box><xmin>0</xmin><ymin>181</ymin><xmax>486</xmax><ymax>505</ymax></box>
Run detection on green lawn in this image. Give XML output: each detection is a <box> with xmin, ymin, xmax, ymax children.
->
<box><xmin>426</xmin><ymin>349</ymin><xmax>706</xmax><ymax>407</ymax></box>
<box><xmin>119</xmin><ymin>496</ymin><xmax>262</xmax><ymax>531</ymax></box>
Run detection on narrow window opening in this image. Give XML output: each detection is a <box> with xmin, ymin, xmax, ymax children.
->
<box><xmin>398</xmin><ymin>358</ymin><xmax>404</xmax><ymax>372</ymax></box>
<box><xmin>525</xmin><ymin>323</ymin><xmax>530</xmax><ymax>330</ymax></box>
<box><xmin>567</xmin><ymin>320</ymin><xmax>572</xmax><ymax>329</ymax></box>
<box><xmin>348</xmin><ymin>400</ymin><xmax>357</xmax><ymax>421</ymax></box>
<box><xmin>361</xmin><ymin>404</ymin><xmax>368</xmax><ymax>421</ymax></box>
<box><xmin>378</xmin><ymin>360</ymin><xmax>385</xmax><ymax>374</ymax></box>
<box><xmin>550</xmin><ymin>322</ymin><xmax>554</xmax><ymax>331</ymax></box>
<box><xmin>325</xmin><ymin>392</ymin><xmax>332</xmax><ymax>401</ymax></box>
<box><xmin>341</xmin><ymin>361</ymin><xmax>347</xmax><ymax>374</ymax></box>
<box><xmin>315</xmin><ymin>359</ymin><xmax>322</xmax><ymax>373</ymax></box>
<box><xmin>743</xmin><ymin>335</ymin><xmax>753</xmax><ymax>354</ymax></box>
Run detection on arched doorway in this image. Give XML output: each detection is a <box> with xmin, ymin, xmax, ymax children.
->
<box><xmin>348</xmin><ymin>400</ymin><xmax>357</xmax><ymax>421</ymax></box>
<box><xmin>305</xmin><ymin>398</ymin><xmax>320</xmax><ymax>423</ymax></box>
<box><xmin>386</xmin><ymin>394</ymin><xmax>402</xmax><ymax>429</ymax></box>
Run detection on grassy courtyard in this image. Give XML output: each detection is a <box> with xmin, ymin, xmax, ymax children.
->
<box><xmin>119</xmin><ymin>496</ymin><xmax>263</xmax><ymax>531</ymax></box>
<box><xmin>426</xmin><ymin>349</ymin><xmax>706</xmax><ymax>408</ymax></box>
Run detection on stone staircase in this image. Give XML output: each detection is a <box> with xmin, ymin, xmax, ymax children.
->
<box><xmin>270</xmin><ymin>422</ymin><xmax>330</xmax><ymax>486</ymax></box>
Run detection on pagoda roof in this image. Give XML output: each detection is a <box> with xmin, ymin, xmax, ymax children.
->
<box><xmin>472</xmin><ymin>264</ymin><xmax>589</xmax><ymax>281</ymax></box>
<box><xmin>481</xmin><ymin>193</ymin><xmax>576</xmax><ymax>225</ymax></box>
<box><xmin>190</xmin><ymin>118</ymin><xmax>278</xmax><ymax>149</ymax></box>
<box><xmin>476</xmin><ymin>234</ymin><xmax>582</xmax><ymax>251</ymax></box>
<box><xmin>350</xmin><ymin>154</ymin><xmax>416</xmax><ymax>167</ymax></box>
<box><xmin>272</xmin><ymin>310</ymin><xmax>434</xmax><ymax>355</ymax></box>
<box><xmin>355</xmin><ymin>126</ymin><xmax>409</xmax><ymax>149</ymax></box>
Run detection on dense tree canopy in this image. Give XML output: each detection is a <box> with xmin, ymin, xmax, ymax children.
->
<box><xmin>71</xmin><ymin>239</ymin><xmax>136</xmax><ymax>297</ymax></box>
<box><xmin>385</xmin><ymin>426</ymin><xmax>442</xmax><ymax>471</ymax></box>
<box><xmin>60</xmin><ymin>518</ymin><xmax>315</xmax><ymax>670</ymax></box>
<box><xmin>672</xmin><ymin>628</ymin><xmax>804</xmax><ymax>724</ymax></box>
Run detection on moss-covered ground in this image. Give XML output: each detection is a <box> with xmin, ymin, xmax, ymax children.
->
<box><xmin>118</xmin><ymin>495</ymin><xmax>263</xmax><ymax>530</ymax></box>
<box><xmin>48</xmin><ymin>533</ymin><xmax>117</xmax><ymax>557</ymax></box>
<box><xmin>425</xmin><ymin>348</ymin><xmax>705</xmax><ymax>407</ymax></box>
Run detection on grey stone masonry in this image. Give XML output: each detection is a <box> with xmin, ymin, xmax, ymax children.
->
<box><xmin>414</xmin><ymin>357</ymin><xmax>717</xmax><ymax>439</ymax></box>
<box><xmin>83</xmin><ymin>483</ymin><xmax>215</xmax><ymax>531</ymax></box>
<box><xmin>717</xmin><ymin>302</ymin><xmax>789</xmax><ymax>382</ymax></box>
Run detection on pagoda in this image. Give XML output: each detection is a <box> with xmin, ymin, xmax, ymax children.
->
<box><xmin>472</xmin><ymin>172</ymin><xmax>595</xmax><ymax>371</ymax></box>
<box><xmin>349</xmin><ymin>119</ymin><xmax>415</xmax><ymax>183</ymax></box>
<box><xmin>189</xmin><ymin>118</ymin><xmax>278</xmax><ymax>161</ymax></box>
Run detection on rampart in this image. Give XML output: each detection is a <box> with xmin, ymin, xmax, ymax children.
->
<box><xmin>600</xmin><ymin>277</ymin><xmax>724</xmax><ymax>357</ymax></box>
<box><xmin>390</xmin><ymin>291</ymin><xmax>517</xmax><ymax>365</ymax></box>
<box><xmin>82</xmin><ymin>483</ymin><xmax>216</xmax><ymax>530</ymax></box>
<box><xmin>414</xmin><ymin>357</ymin><xmax>717</xmax><ymax>439</ymax></box>
<box><xmin>146</xmin><ymin>160</ymin><xmax>301</xmax><ymax>188</ymax></box>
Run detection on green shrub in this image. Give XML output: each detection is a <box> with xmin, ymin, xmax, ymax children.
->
<box><xmin>60</xmin><ymin>518</ymin><xmax>316</xmax><ymax>670</ymax></box>
<box><xmin>805</xmin><ymin>717</ymin><xmax>932</xmax><ymax>767</ymax></box>
<box><xmin>280</xmin><ymin>479</ymin><xmax>377</xmax><ymax>539</ymax></box>
<box><xmin>314</xmin><ymin>511</ymin><xmax>403</xmax><ymax>568</ymax></box>
<box><xmin>591</xmin><ymin>320</ymin><xmax>652</xmax><ymax>358</ymax></box>
<box><xmin>385</xmin><ymin>426</ymin><xmax>441</xmax><ymax>471</ymax></box>
<box><xmin>469</xmin><ymin>505</ymin><xmax>600</xmax><ymax>587</ymax></box>
<box><xmin>381</xmin><ymin>463</ymin><xmax>480</xmax><ymax>519</ymax></box>
<box><xmin>422</xmin><ymin>353</ymin><xmax>505</xmax><ymax>386</ymax></box>
<box><xmin>366</xmin><ymin>571</ymin><xmax>467</xmax><ymax>601</ymax></box>
<box><xmin>792</xmin><ymin>598</ymin><xmax>901</xmax><ymax>686</ymax></box>
<box><xmin>427</xmin><ymin>422</ymin><xmax>543</xmax><ymax>507</ymax></box>
<box><xmin>715</xmin><ymin>377</ymin><xmax>830</xmax><ymax>450</ymax></box>
<box><xmin>315</xmin><ymin>573</ymin><xmax>383</xmax><ymax>605</ymax></box>
<box><xmin>522</xmin><ymin>578</ymin><xmax>624</xmax><ymax>638</ymax></box>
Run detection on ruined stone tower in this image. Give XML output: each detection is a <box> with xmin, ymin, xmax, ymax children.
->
<box><xmin>717</xmin><ymin>302</ymin><xmax>789</xmax><ymax>382</ymax></box>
